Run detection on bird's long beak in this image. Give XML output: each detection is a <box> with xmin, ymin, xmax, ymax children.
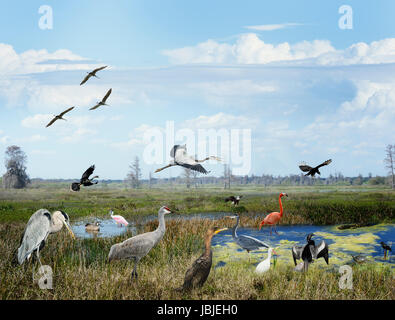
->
<box><xmin>63</xmin><ymin>221</ymin><xmax>75</xmax><ymax>239</ymax></box>
<box><xmin>214</xmin><ymin>227</ymin><xmax>228</xmax><ymax>235</ymax></box>
<box><xmin>258</xmin><ymin>220</ymin><xmax>265</xmax><ymax>231</ymax></box>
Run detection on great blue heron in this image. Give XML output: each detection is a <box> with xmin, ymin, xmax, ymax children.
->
<box><xmin>299</xmin><ymin>159</ymin><xmax>332</xmax><ymax>177</ymax></box>
<box><xmin>108</xmin><ymin>206</ymin><xmax>172</xmax><ymax>279</ymax></box>
<box><xmin>70</xmin><ymin>165</ymin><xmax>99</xmax><ymax>192</ymax></box>
<box><xmin>227</xmin><ymin>215</ymin><xmax>269</xmax><ymax>254</ymax></box>
<box><xmin>46</xmin><ymin>106</ymin><xmax>75</xmax><ymax>128</ymax></box>
<box><xmin>255</xmin><ymin>247</ymin><xmax>277</xmax><ymax>274</ymax></box>
<box><xmin>16</xmin><ymin>209</ymin><xmax>75</xmax><ymax>266</ymax></box>
<box><xmin>85</xmin><ymin>222</ymin><xmax>100</xmax><ymax>232</ymax></box>
<box><xmin>89</xmin><ymin>88</ymin><xmax>112</xmax><ymax>110</ymax></box>
<box><xmin>80</xmin><ymin>66</ymin><xmax>107</xmax><ymax>85</ymax></box>
<box><xmin>177</xmin><ymin>226</ymin><xmax>227</xmax><ymax>291</ymax></box>
<box><xmin>225</xmin><ymin>195</ymin><xmax>243</xmax><ymax>206</ymax></box>
<box><xmin>155</xmin><ymin>144</ymin><xmax>221</xmax><ymax>174</ymax></box>
<box><xmin>292</xmin><ymin>233</ymin><xmax>329</xmax><ymax>272</ymax></box>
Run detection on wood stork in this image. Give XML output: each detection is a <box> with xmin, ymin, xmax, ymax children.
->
<box><xmin>108</xmin><ymin>206</ymin><xmax>172</xmax><ymax>279</ymax></box>
<box><xmin>225</xmin><ymin>195</ymin><xmax>243</xmax><ymax>206</ymax></box>
<box><xmin>299</xmin><ymin>159</ymin><xmax>332</xmax><ymax>177</ymax></box>
<box><xmin>89</xmin><ymin>88</ymin><xmax>112</xmax><ymax>110</ymax></box>
<box><xmin>80</xmin><ymin>66</ymin><xmax>107</xmax><ymax>85</ymax></box>
<box><xmin>154</xmin><ymin>144</ymin><xmax>221</xmax><ymax>174</ymax></box>
<box><xmin>255</xmin><ymin>247</ymin><xmax>277</xmax><ymax>274</ymax></box>
<box><xmin>70</xmin><ymin>165</ymin><xmax>99</xmax><ymax>192</ymax></box>
<box><xmin>46</xmin><ymin>106</ymin><xmax>75</xmax><ymax>128</ymax></box>
<box><xmin>16</xmin><ymin>209</ymin><xmax>75</xmax><ymax>266</ymax></box>
<box><xmin>177</xmin><ymin>226</ymin><xmax>228</xmax><ymax>291</ymax></box>
<box><xmin>110</xmin><ymin>210</ymin><xmax>129</xmax><ymax>227</ymax></box>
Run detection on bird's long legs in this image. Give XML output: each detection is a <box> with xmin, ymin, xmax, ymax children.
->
<box><xmin>131</xmin><ymin>260</ymin><xmax>139</xmax><ymax>280</ymax></box>
<box><xmin>155</xmin><ymin>164</ymin><xmax>173</xmax><ymax>173</ymax></box>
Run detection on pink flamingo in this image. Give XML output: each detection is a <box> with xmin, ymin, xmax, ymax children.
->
<box><xmin>110</xmin><ymin>210</ymin><xmax>129</xmax><ymax>227</ymax></box>
<box><xmin>259</xmin><ymin>193</ymin><xmax>288</xmax><ymax>235</ymax></box>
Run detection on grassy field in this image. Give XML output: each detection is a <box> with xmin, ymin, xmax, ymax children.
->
<box><xmin>0</xmin><ymin>185</ymin><xmax>394</xmax><ymax>300</ymax></box>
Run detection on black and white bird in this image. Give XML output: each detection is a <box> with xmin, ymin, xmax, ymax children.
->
<box><xmin>80</xmin><ymin>66</ymin><xmax>107</xmax><ymax>85</ymax></box>
<box><xmin>292</xmin><ymin>233</ymin><xmax>329</xmax><ymax>272</ymax></box>
<box><xmin>46</xmin><ymin>107</ymin><xmax>75</xmax><ymax>128</ymax></box>
<box><xmin>380</xmin><ymin>241</ymin><xmax>392</xmax><ymax>259</ymax></box>
<box><xmin>154</xmin><ymin>144</ymin><xmax>221</xmax><ymax>174</ymax></box>
<box><xmin>299</xmin><ymin>159</ymin><xmax>332</xmax><ymax>177</ymax></box>
<box><xmin>225</xmin><ymin>195</ymin><xmax>243</xmax><ymax>206</ymax></box>
<box><xmin>89</xmin><ymin>88</ymin><xmax>112</xmax><ymax>110</ymax></box>
<box><xmin>70</xmin><ymin>165</ymin><xmax>99</xmax><ymax>192</ymax></box>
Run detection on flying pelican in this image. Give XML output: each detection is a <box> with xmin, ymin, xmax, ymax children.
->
<box><xmin>154</xmin><ymin>144</ymin><xmax>221</xmax><ymax>174</ymax></box>
<box><xmin>292</xmin><ymin>233</ymin><xmax>329</xmax><ymax>272</ymax></box>
<box><xmin>225</xmin><ymin>195</ymin><xmax>243</xmax><ymax>206</ymax></box>
<box><xmin>380</xmin><ymin>241</ymin><xmax>392</xmax><ymax>259</ymax></box>
<box><xmin>110</xmin><ymin>209</ymin><xmax>129</xmax><ymax>227</ymax></box>
<box><xmin>16</xmin><ymin>209</ymin><xmax>75</xmax><ymax>266</ymax></box>
<box><xmin>299</xmin><ymin>159</ymin><xmax>332</xmax><ymax>177</ymax></box>
<box><xmin>177</xmin><ymin>226</ymin><xmax>228</xmax><ymax>291</ymax></box>
<box><xmin>80</xmin><ymin>66</ymin><xmax>107</xmax><ymax>85</ymax></box>
<box><xmin>46</xmin><ymin>106</ymin><xmax>74</xmax><ymax>128</ymax></box>
<box><xmin>108</xmin><ymin>206</ymin><xmax>172</xmax><ymax>279</ymax></box>
<box><xmin>255</xmin><ymin>247</ymin><xmax>277</xmax><ymax>274</ymax></box>
<box><xmin>70</xmin><ymin>165</ymin><xmax>99</xmax><ymax>192</ymax></box>
<box><xmin>259</xmin><ymin>192</ymin><xmax>288</xmax><ymax>235</ymax></box>
<box><xmin>227</xmin><ymin>215</ymin><xmax>269</xmax><ymax>255</ymax></box>
<box><xmin>89</xmin><ymin>88</ymin><xmax>112</xmax><ymax>110</ymax></box>
<box><xmin>85</xmin><ymin>222</ymin><xmax>100</xmax><ymax>232</ymax></box>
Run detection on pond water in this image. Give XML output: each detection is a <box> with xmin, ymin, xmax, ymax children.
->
<box><xmin>72</xmin><ymin>218</ymin><xmax>136</xmax><ymax>239</ymax></box>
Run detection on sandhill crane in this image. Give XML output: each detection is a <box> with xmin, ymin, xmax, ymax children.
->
<box><xmin>259</xmin><ymin>192</ymin><xmax>288</xmax><ymax>235</ymax></box>
<box><xmin>70</xmin><ymin>165</ymin><xmax>99</xmax><ymax>192</ymax></box>
<box><xmin>89</xmin><ymin>88</ymin><xmax>112</xmax><ymax>110</ymax></box>
<box><xmin>177</xmin><ymin>226</ymin><xmax>228</xmax><ymax>291</ymax></box>
<box><xmin>299</xmin><ymin>159</ymin><xmax>332</xmax><ymax>177</ymax></box>
<box><xmin>110</xmin><ymin>210</ymin><xmax>129</xmax><ymax>227</ymax></box>
<box><xmin>225</xmin><ymin>195</ymin><xmax>243</xmax><ymax>206</ymax></box>
<box><xmin>108</xmin><ymin>206</ymin><xmax>172</xmax><ymax>279</ymax></box>
<box><xmin>155</xmin><ymin>144</ymin><xmax>221</xmax><ymax>174</ymax></box>
<box><xmin>80</xmin><ymin>66</ymin><xmax>107</xmax><ymax>85</ymax></box>
<box><xmin>255</xmin><ymin>247</ymin><xmax>277</xmax><ymax>274</ymax></box>
<box><xmin>16</xmin><ymin>209</ymin><xmax>75</xmax><ymax>266</ymax></box>
<box><xmin>46</xmin><ymin>106</ymin><xmax>75</xmax><ymax>127</ymax></box>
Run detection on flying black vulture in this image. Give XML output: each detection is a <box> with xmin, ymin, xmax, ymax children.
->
<box><xmin>299</xmin><ymin>159</ymin><xmax>332</xmax><ymax>177</ymax></box>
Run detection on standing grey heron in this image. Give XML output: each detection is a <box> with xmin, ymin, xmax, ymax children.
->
<box><xmin>70</xmin><ymin>165</ymin><xmax>99</xmax><ymax>192</ymax></box>
<box><xmin>177</xmin><ymin>226</ymin><xmax>227</xmax><ymax>291</ymax></box>
<box><xmin>16</xmin><ymin>209</ymin><xmax>75</xmax><ymax>266</ymax></box>
<box><xmin>108</xmin><ymin>206</ymin><xmax>172</xmax><ymax>279</ymax></box>
<box><xmin>226</xmin><ymin>215</ymin><xmax>270</xmax><ymax>254</ymax></box>
<box><xmin>46</xmin><ymin>106</ymin><xmax>75</xmax><ymax>128</ymax></box>
<box><xmin>80</xmin><ymin>66</ymin><xmax>107</xmax><ymax>85</ymax></box>
<box><xmin>89</xmin><ymin>88</ymin><xmax>112</xmax><ymax>110</ymax></box>
<box><xmin>154</xmin><ymin>144</ymin><xmax>221</xmax><ymax>174</ymax></box>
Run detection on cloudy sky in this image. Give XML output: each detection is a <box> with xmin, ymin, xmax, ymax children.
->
<box><xmin>0</xmin><ymin>0</ymin><xmax>394</xmax><ymax>179</ymax></box>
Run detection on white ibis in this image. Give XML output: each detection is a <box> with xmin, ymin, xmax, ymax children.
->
<box><xmin>255</xmin><ymin>247</ymin><xmax>277</xmax><ymax>274</ymax></box>
<box><xmin>80</xmin><ymin>66</ymin><xmax>107</xmax><ymax>85</ymax></box>
<box><xmin>46</xmin><ymin>106</ymin><xmax>75</xmax><ymax>127</ymax></box>
<box><xmin>89</xmin><ymin>88</ymin><xmax>112</xmax><ymax>110</ymax></box>
<box><xmin>70</xmin><ymin>165</ymin><xmax>99</xmax><ymax>192</ymax></box>
<box><xmin>155</xmin><ymin>144</ymin><xmax>221</xmax><ymax>174</ymax></box>
<box><xmin>108</xmin><ymin>206</ymin><xmax>172</xmax><ymax>279</ymax></box>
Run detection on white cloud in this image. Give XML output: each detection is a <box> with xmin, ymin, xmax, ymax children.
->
<box><xmin>244</xmin><ymin>23</ymin><xmax>303</xmax><ymax>31</ymax></box>
<box><xmin>182</xmin><ymin>112</ymin><xmax>259</xmax><ymax>130</ymax></box>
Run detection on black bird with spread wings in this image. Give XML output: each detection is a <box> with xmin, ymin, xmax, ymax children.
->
<box><xmin>46</xmin><ymin>107</ymin><xmax>75</xmax><ymax>128</ymax></box>
<box><xmin>80</xmin><ymin>66</ymin><xmax>107</xmax><ymax>85</ymax></box>
<box><xmin>225</xmin><ymin>195</ymin><xmax>243</xmax><ymax>206</ymax></box>
<box><xmin>70</xmin><ymin>165</ymin><xmax>99</xmax><ymax>192</ymax></box>
<box><xmin>89</xmin><ymin>88</ymin><xmax>112</xmax><ymax>110</ymax></box>
<box><xmin>299</xmin><ymin>159</ymin><xmax>332</xmax><ymax>177</ymax></box>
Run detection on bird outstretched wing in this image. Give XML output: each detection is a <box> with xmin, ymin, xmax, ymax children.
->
<box><xmin>70</xmin><ymin>182</ymin><xmax>81</xmax><ymax>192</ymax></box>
<box><xmin>102</xmin><ymin>88</ymin><xmax>112</xmax><ymax>103</ymax></box>
<box><xmin>225</xmin><ymin>196</ymin><xmax>236</xmax><ymax>202</ymax></box>
<box><xmin>299</xmin><ymin>164</ymin><xmax>313</xmax><ymax>172</ymax></box>
<box><xmin>181</xmin><ymin>163</ymin><xmax>209</xmax><ymax>174</ymax></box>
<box><xmin>59</xmin><ymin>106</ymin><xmax>75</xmax><ymax>117</ymax></box>
<box><xmin>80</xmin><ymin>74</ymin><xmax>91</xmax><ymax>85</ymax></box>
<box><xmin>81</xmin><ymin>165</ymin><xmax>95</xmax><ymax>182</ymax></box>
<box><xmin>316</xmin><ymin>159</ymin><xmax>332</xmax><ymax>169</ymax></box>
<box><xmin>89</xmin><ymin>103</ymin><xmax>101</xmax><ymax>110</ymax></box>
<box><xmin>92</xmin><ymin>65</ymin><xmax>107</xmax><ymax>74</ymax></box>
<box><xmin>46</xmin><ymin>117</ymin><xmax>57</xmax><ymax>128</ymax></box>
<box><xmin>238</xmin><ymin>235</ymin><xmax>269</xmax><ymax>250</ymax></box>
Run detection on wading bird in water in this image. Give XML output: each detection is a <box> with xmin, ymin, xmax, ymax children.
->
<box><xmin>46</xmin><ymin>106</ymin><xmax>74</xmax><ymax>128</ymax></box>
<box><xmin>259</xmin><ymin>193</ymin><xmax>288</xmax><ymax>235</ymax></box>
<box><xmin>89</xmin><ymin>88</ymin><xmax>112</xmax><ymax>110</ymax></box>
<box><xmin>380</xmin><ymin>241</ymin><xmax>392</xmax><ymax>259</ymax></box>
<box><xmin>80</xmin><ymin>66</ymin><xmax>107</xmax><ymax>85</ymax></box>
<box><xmin>177</xmin><ymin>226</ymin><xmax>228</xmax><ymax>291</ymax></box>
<box><xmin>298</xmin><ymin>159</ymin><xmax>332</xmax><ymax>177</ymax></box>
<box><xmin>70</xmin><ymin>165</ymin><xmax>99</xmax><ymax>192</ymax></box>
<box><xmin>16</xmin><ymin>209</ymin><xmax>75</xmax><ymax>266</ymax></box>
<box><xmin>154</xmin><ymin>144</ymin><xmax>221</xmax><ymax>174</ymax></box>
<box><xmin>110</xmin><ymin>210</ymin><xmax>129</xmax><ymax>227</ymax></box>
<box><xmin>108</xmin><ymin>206</ymin><xmax>172</xmax><ymax>279</ymax></box>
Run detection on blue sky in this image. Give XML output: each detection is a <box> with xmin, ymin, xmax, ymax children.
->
<box><xmin>0</xmin><ymin>1</ymin><xmax>394</xmax><ymax>179</ymax></box>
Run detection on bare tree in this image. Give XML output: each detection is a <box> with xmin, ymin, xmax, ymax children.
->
<box><xmin>2</xmin><ymin>145</ymin><xmax>30</xmax><ymax>189</ymax></box>
<box><xmin>182</xmin><ymin>167</ymin><xmax>192</xmax><ymax>189</ymax></box>
<box><xmin>126</xmin><ymin>156</ymin><xmax>142</xmax><ymax>188</ymax></box>
<box><xmin>223</xmin><ymin>164</ymin><xmax>232</xmax><ymax>189</ymax></box>
<box><xmin>384</xmin><ymin>144</ymin><xmax>395</xmax><ymax>189</ymax></box>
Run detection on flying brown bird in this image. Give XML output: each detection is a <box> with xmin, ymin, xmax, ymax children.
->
<box><xmin>80</xmin><ymin>66</ymin><xmax>107</xmax><ymax>85</ymax></box>
<box><xmin>89</xmin><ymin>88</ymin><xmax>112</xmax><ymax>110</ymax></box>
<box><xmin>46</xmin><ymin>107</ymin><xmax>75</xmax><ymax>128</ymax></box>
<box><xmin>299</xmin><ymin>159</ymin><xmax>332</xmax><ymax>177</ymax></box>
